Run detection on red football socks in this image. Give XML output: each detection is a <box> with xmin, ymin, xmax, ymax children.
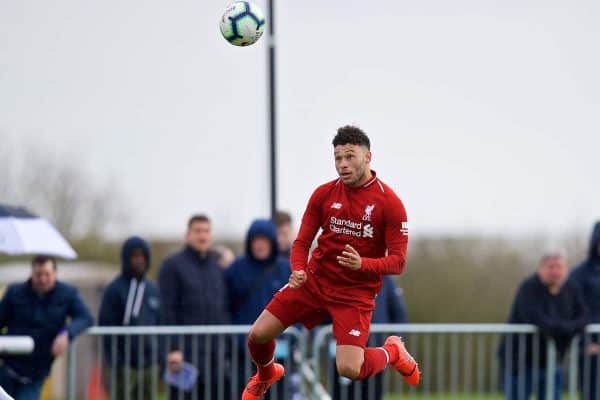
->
<box><xmin>248</xmin><ymin>338</ymin><xmax>276</xmax><ymax>380</ymax></box>
<box><xmin>356</xmin><ymin>347</ymin><xmax>389</xmax><ymax>380</ymax></box>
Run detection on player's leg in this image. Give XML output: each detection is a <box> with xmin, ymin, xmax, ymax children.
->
<box><xmin>331</xmin><ymin>307</ymin><xmax>390</xmax><ymax>381</ymax></box>
<box><xmin>244</xmin><ymin>282</ymin><xmax>323</xmax><ymax>399</ymax></box>
<box><xmin>335</xmin><ymin>345</ymin><xmax>365</xmax><ymax>379</ymax></box>
<box><xmin>247</xmin><ymin>310</ymin><xmax>286</xmax><ymax>377</ymax></box>
<box><xmin>331</xmin><ymin>305</ymin><xmax>420</xmax><ymax>386</ymax></box>
<box><xmin>336</xmin><ymin>337</ymin><xmax>420</xmax><ymax>385</ymax></box>
<box><xmin>243</xmin><ymin>310</ymin><xmax>286</xmax><ymax>400</ymax></box>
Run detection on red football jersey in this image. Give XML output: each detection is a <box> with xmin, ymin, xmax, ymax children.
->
<box><xmin>290</xmin><ymin>171</ymin><xmax>408</xmax><ymax>306</ymax></box>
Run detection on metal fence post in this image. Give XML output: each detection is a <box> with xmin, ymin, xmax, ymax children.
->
<box><xmin>546</xmin><ymin>338</ymin><xmax>557</xmax><ymax>400</ymax></box>
<box><xmin>67</xmin><ymin>339</ymin><xmax>77</xmax><ymax>400</ymax></box>
<box><xmin>311</xmin><ymin>325</ymin><xmax>333</xmax><ymax>398</ymax></box>
<box><xmin>568</xmin><ymin>335</ymin><xmax>580</xmax><ymax>400</ymax></box>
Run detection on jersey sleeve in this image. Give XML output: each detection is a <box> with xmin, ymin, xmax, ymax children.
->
<box><xmin>290</xmin><ymin>185</ymin><xmax>326</xmax><ymax>271</ymax></box>
<box><xmin>360</xmin><ymin>192</ymin><xmax>408</xmax><ymax>275</ymax></box>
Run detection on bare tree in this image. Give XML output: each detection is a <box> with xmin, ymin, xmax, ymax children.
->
<box><xmin>0</xmin><ymin>135</ymin><xmax>129</xmax><ymax>239</ymax></box>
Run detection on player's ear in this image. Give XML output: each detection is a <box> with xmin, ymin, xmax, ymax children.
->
<box><xmin>365</xmin><ymin>150</ymin><xmax>372</xmax><ymax>163</ymax></box>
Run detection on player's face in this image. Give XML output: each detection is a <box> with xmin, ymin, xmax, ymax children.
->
<box><xmin>334</xmin><ymin>144</ymin><xmax>372</xmax><ymax>187</ymax></box>
<box><xmin>186</xmin><ymin>221</ymin><xmax>213</xmax><ymax>253</ymax></box>
<box><xmin>251</xmin><ymin>236</ymin><xmax>272</xmax><ymax>261</ymax></box>
<box><xmin>31</xmin><ymin>261</ymin><xmax>57</xmax><ymax>294</ymax></box>
<box><xmin>538</xmin><ymin>256</ymin><xmax>567</xmax><ymax>288</ymax></box>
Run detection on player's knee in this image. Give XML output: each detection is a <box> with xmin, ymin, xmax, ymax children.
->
<box><xmin>336</xmin><ymin>360</ymin><xmax>361</xmax><ymax>380</ymax></box>
<box><xmin>248</xmin><ymin>325</ymin><xmax>272</xmax><ymax>344</ymax></box>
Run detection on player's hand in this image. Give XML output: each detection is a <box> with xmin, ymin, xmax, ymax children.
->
<box><xmin>289</xmin><ymin>270</ymin><xmax>307</xmax><ymax>288</ymax></box>
<box><xmin>167</xmin><ymin>351</ymin><xmax>184</xmax><ymax>372</ymax></box>
<box><xmin>51</xmin><ymin>330</ymin><xmax>69</xmax><ymax>357</ymax></box>
<box><xmin>337</xmin><ymin>244</ymin><xmax>362</xmax><ymax>270</ymax></box>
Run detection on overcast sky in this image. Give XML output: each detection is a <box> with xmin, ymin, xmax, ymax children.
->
<box><xmin>1</xmin><ymin>0</ymin><xmax>599</xmax><ymax>239</ymax></box>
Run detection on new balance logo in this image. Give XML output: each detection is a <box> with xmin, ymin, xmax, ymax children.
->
<box><xmin>400</xmin><ymin>221</ymin><xmax>408</xmax><ymax>236</ymax></box>
<box><xmin>363</xmin><ymin>224</ymin><xmax>374</xmax><ymax>238</ymax></box>
<box><xmin>331</xmin><ymin>202</ymin><xmax>342</xmax><ymax>209</ymax></box>
<box><xmin>349</xmin><ymin>329</ymin><xmax>361</xmax><ymax>337</ymax></box>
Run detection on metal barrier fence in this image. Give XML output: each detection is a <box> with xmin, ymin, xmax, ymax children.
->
<box><xmin>66</xmin><ymin>325</ymin><xmax>307</xmax><ymax>400</ymax></box>
<box><xmin>311</xmin><ymin>324</ymin><xmax>556</xmax><ymax>400</ymax></box>
<box><xmin>567</xmin><ymin>324</ymin><xmax>600</xmax><ymax>400</ymax></box>
<box><xmin>67</xmin><ymin>324</ymin><xmax>600</xmax><ymax>400</ymax></box>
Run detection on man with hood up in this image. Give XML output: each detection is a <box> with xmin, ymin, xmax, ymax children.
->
<box><xmin>570</xmin><ymin>221</ymin><xmax>600</xmax><ymax>400</ymax></box>
<box><xmin>226</xmin><ymin>219</ymin><xmax>290</xmax><ymax>325</ymax></box>
<box><xmin>98</xmin><ymin>236</ymin><xmax>161</xmax><ymax>400</ymax></box>
<box><xmin>225</xmin><ymin>219</ymin><xmax>291</xmax><ymax>398</ymax></box>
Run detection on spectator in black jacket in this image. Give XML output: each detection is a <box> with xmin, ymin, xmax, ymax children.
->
<box><xmin>158</xmin><ymin>214</ymin><xmax>230</xmax><ymax>400</ymax></box>
<box><xmin>500</xmin><ymin>250</ymin><xmax>586</xmax><ymax>400</ymax></box>
<box><xmin>98</xmin><ymin>236</ymin><xmax>161</xmax><ymax>400</ymax></box>
<box><xmin>0</xmin><ymin>255</ymin><xmax>93</xmax><ymax>400</ymax></box>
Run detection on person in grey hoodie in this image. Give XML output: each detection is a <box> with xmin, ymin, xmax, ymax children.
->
<box><xmin>98</xmin><ymin>236</ymin><xmax>161</xmax><ymax>400</ymax></box>
<box><xmin>570</xmin><ymin>221</ymin><xmax>600</xmax><ymax>400</ymax></box>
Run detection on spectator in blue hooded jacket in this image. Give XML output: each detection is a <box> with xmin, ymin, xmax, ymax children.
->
<box><xmin>98</xmin><ymin>236</ymin><xmax>161</xmax><ymax>400</ymax></box>
<box><xmin>225</xmin><ymin>219</ymin><xmax>290</xmax><ymax>399</ymax></box>
<box><xmin>226</xmin><ymin>219</ymin><xmax>290</xmax><ymax>325</ymax></box>
<box><xmin>0</xmin><ymin>255</ymin><xmax>93</xmax><ymax>400</ymax></box>
<box><xmin>570</xmin><ymin>221</ymin><xmax>600</xmax><ymax>400</ymax></box>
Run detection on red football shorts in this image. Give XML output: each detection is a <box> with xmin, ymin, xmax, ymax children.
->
<box><xmin>265</xmin><ymin>272</ymin><xmax>373</xmax><ymax>347</ymax></box>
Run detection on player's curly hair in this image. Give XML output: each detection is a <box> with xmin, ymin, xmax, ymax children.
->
<box><xmin>332</xmin><ymin>125</ymin><xmax>370</xmax><ymax>150</ymax></box>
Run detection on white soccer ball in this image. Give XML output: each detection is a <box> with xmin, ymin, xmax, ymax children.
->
<box><xmin>219</xmin><ymin>2</ymin><xmax>266</xmax><ymax>47</ymax></box>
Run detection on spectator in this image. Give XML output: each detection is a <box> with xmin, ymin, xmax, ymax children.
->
<box><xmin>158</xmin><ymin>214</ymin><xmax>230</xmax><ymax>400</ymax></box>
<box><xmin>332</xmin><ymin>276</ymin><xmax>408</xmax><ymax>400</ymax></box>
<box><xmin>499</xmin><ymin>250</ymin><xmax>586</xmax><ymax>400</ymax></box>
<box><xmin>226</xmin><ymin>219</ymin><xmax>290</xmax><ymax>325</ymax></box>
<box><xmin>274</xmin><ymin>211</ymin><xmax>294</xmax><ymax>259</ymax></box>
<box><xmin>0</xmin><ymin>255</ymin><xmax>93</xmax><ymax>400</ymax></box>
<box><xmin>570</xmin><ymin>221</ymin><xmax>600</xmax><ymax>400</ymax></box>
<box><xmin>98</xmin><ymin>236</ymin><xmax>161</xmax><ymax>400</ymax></box>
<box><xmin>225</xmin><ymin>219</ymin><xmax>290</xmax><ymax>398</ymax></box>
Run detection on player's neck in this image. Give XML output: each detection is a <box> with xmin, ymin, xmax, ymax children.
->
<box><xmin>348</xmin><ymin>169</ymin><xmax>373</xmax><ymax>188</ymax></box>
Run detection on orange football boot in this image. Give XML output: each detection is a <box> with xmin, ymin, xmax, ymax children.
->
<box><xmin>241</xmin><ymin>362</ymin><xmax>285</xmax><ymax>400</ymax></box>
<box><xmin>384</xmin><ymin>335</ymin><xmax>420</xmax><ymax>386</ymax></box>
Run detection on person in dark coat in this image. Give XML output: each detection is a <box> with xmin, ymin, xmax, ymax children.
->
<box><xmin>158</xmin><ymin>214</ymin><xmax>230</xmax><ymax>400</ymax></box>
<box><xmin>0</xmin><ymin>255</ymin><xmax>93</xmax><ymax>400</ymax></box>
<box><xmin>500</xmin><ymin>250</ymin><xmax>586</xmax><ymax>400</ymax></box>
<box><xmin>570</xmin><ymin>221</ymin><xmax>600</xmax><ymax>400</ymax></box>
<box><xmin>226</xmin><ymin>219</ymin><xmax>290</xmax><ymax>325</ymax></box>
<box><xmin>332</xmin><ymin>275</ymin><xmax>408</xmax><ymax>400</ymax></box>
<box><xmin>98</xmin><ymin>236</ymin><xmax>161</xmax><ymax>400</ymax></box>
<box><xmin>226</xmin><ymin>219</ymin><xmax>291</xmax><ymax>399</ymax></box>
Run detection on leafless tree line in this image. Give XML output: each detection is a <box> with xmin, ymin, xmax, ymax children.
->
<box><xmin>0</xmin><ymin>136</ymin><xmax>129</xmax><ymax>239</ymax></box>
